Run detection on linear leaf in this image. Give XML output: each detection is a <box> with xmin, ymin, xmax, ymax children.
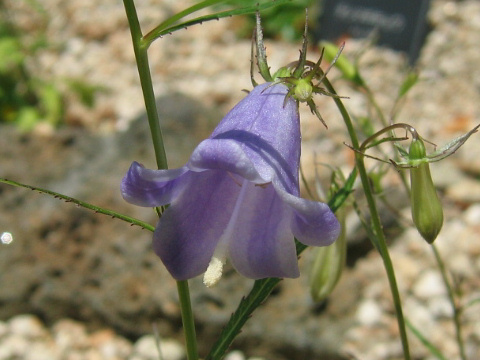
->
<box><xmin>144</xmin><ymin>0</ymin><xmax>293</xmax><ymax>45</ymax></box>
<box><xmin>0</xmin><ymin>177</ymin><xmax>154</xmax><ymax>232</ymax></box>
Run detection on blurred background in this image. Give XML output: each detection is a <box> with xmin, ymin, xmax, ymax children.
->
<box><xmin>1</xmin><ymin>1</ymin><xmax>480</xmax><ymax>359</ymax></box>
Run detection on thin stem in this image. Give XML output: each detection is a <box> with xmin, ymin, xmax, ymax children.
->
<box><xmin>432</xmin><ymin>245</ymin><xmax>467</xmax><ymax>360</ymax></box>
<box><xmin>321</xmin><ymin>76</ymin><xmax>412</xmax><ymax>359</ymax></box>
<box><xmin>123</xmin><ymin>0</ymin><xmax>168</xmax><ymax>170</ymax></box>
<box><xmin>364</xmin><ymin>86</ymin><xmax>388</xmax><ymax>127</ymax></box>
<box><xmin>177</xmin><ymin>280</ymin><xmax>199</xmax><ymax>360</ymax></box>
<box><xmin>123</xmin><ymin>2</ymin><xmax>197</xmax><ymax>359</ymax></box>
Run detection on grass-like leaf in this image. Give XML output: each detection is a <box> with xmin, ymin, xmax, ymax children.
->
<box><xmin>0</xmin><ymin>177</ymin><xmax>154</xmax><ymax>232</ymax></box>
<box><xmin>405</xmin><ymin>318</ymin><xmax>447</xmax><ymax>360</ymax></box>
<box><xmin>143</xmin><ymin>0</ymin><xmax>293</xmax><ymax>45</ymax></box>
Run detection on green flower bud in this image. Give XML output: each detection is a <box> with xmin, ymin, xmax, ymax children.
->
<box><xmin>409</xmin><ymin>138</ymin><xmax>444</xmax><ymax>243</ymax></box>
<box><xmin>309</xmin><ymin>208</ymin><xmax>346</xmax><ymax>302</ymax></box>
<box><xmin>294</xmin><ymin>78</ymin><xmax>313</xmax><ymax>102</ymax></box>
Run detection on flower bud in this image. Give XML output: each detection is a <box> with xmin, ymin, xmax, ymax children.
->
<box><xmin>309</xmin><ymin>208</ymin><xmax>346</xmax><ymax>302</ymax></box>
<box><xmin>409</xmin><ymin>138</ymin><xmax>444</xmax><ymax>243</ymax></box>
<box><xmin>294</xmin><ymin>78</ymin><xmax>313</xmax><ymax>102</ymax></box>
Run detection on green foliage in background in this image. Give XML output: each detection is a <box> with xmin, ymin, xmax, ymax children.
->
<box><xmin>0</xmin><ymin>1</ymin><xmax>63</xmax><ymax>130</ymax></box>
<box><xmin>224</xmin><ymin>0</ymin><xmax>314</xmax><ymax>41</ymax></box>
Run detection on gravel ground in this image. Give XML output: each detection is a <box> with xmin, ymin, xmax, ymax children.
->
<box><xmin>0</xmin><ymin>314</ymin><xmax>260</xmax><ymax>360</ymax></box>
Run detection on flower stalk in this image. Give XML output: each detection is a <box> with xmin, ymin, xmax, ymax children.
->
<box><xmin>122</xmin><ymin>1</ymin><xmax>198</xmax><ymax>359</ymax></box>
<box><xmin>123</xmin><ymin>0</ymin><xmax>168</xmax><ymax>170</ymax></box>
<box><xmin>432</xmin><ymin>246</ymin><xmax>467</xmax><ymax>360</ymax></box>
<box><xmin>320</xmin><ymin>76</ymin><xmax>412</xmax><ymax>359</ymax></box>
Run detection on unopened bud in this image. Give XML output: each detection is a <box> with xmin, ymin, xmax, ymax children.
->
<box><xmin>409</xmin><ymin>138</ymin><xmax>444</xmax><ymax>243</ymax></box>
<box><xmin>309</xmin><ymin>208</ymin><xmax>346</xmax><ymax>302</ymax></box>
<box><xmin>294</xmin><ymin>79</ymin><xmax>313</xmax><ymax>102</ymax></box>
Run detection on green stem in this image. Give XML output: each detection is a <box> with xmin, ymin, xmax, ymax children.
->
<box><xmin>432</xmin><ymin>245</ymin><xmax>467</xmax><ymax>360</ymax></box>
<box><xmin>322</xmin><ymin>76</ymin><xmax>412</xmax><ymax>359</ymax></box>
<box><xmin>177</xmin><ymin>280</ymin><xmax>199</xmax><ymax>360</ymax></box>
<box><xmin>123</xmin><ymin>2</ymin><xmax>198</xmax><ymax>359</ymax></box>
<box><xmin>123</xmin><ymin>0</ymin><xmax>168</xmax><ymax>170</ymax></box>
<box><xmin>364</xmin><ymin>86</ymin><xmax>388</xmax><ymax>127</ymax></box>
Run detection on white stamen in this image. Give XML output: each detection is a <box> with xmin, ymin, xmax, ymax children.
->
<box><xmin>203</xmin><ymin>256</ymin><xmax>225</xmax><ymax>287</ymax></box>
<box><xmin>1</xmin><ymin>232</ymin><xmax>13</xmax><ymax>245</ymax></box>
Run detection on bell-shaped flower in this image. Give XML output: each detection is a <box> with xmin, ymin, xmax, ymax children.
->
<box><xmin>121</xmin><ymin>83</ymin><xmax>340</xmax><ymax>284</ymax></box>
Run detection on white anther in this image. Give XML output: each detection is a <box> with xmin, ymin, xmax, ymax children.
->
<box><xmin>203</xmin><ymin>256</ymin><xmax>225</xmax><ymax>288</ymax></box>
<box><xmin>1</xmin><ymin>232</ymin><xmax>13</xmax><ymax>245</ymax></box>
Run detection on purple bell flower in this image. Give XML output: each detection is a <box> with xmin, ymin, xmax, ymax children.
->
<box><xmin>121</xmin><ymin>83</ymin><xmax>340</xmax><ymax>284</ymax></box>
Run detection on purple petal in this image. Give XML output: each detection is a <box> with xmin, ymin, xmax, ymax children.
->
<box><xmin>227</xmin><ymin>182</ymin><xmax>299</xmax><ymax>279</ymax></box>
<box><xmin>121</xmin><ymin>161</ymin><xmax>189</xmax><ymax>207</ymax></box>
<box><xmin>153</xmin><ymin>170</ymin><xmax>241</xmax><ymax>280</ymax></box>
<box><xmin>210</xmin><ymin>83</ymin><xmax>301</xmax><ymax>195</ymax></box>
<box><xmin>188</xmin><ymin>139</ymin><xmax>266</xmax><ymax>183</ymax></box>
<box><xmin>277</xmin><ymin>188</ymin><xmax>341</xmax><ymax>246</ymax></box>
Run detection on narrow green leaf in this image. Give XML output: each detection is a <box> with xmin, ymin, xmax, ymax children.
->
<box><xmin>205</xmin><ymin>277</ymin><xmax>281</xmax><ymax>360</ymax></box>
<box><xmin>144</xmin><ymin>0</ymin><xmax>293</xmax><ymax>45</ymax></box>
<box><xmin>0</xmin><ymin>177</ymin><xmax>155</xmax><ymax>232</ymax></box>
<box><xmin>149</xmin><ymin>0</ymin><xmax>231</xmax><ymax>35</ymax></box>
<box><xmin>398</xmin><ymin>71</ymin><xmax>419</xmax><ymax>99</ymax></box>
<box><xmin>405</xmin><ymin>318</ymin><xmax>447</xmax><ymax>360</ymax></box>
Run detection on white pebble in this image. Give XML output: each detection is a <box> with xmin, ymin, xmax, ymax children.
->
<box><xmin>53</xmin><ymin>319</ymin><xmax>89</xmax><ymax>351</ymax></box>
<box><xmin>133</xmin><ymin>335</ymin><xmax>158</xmax><ymax>359</ymax></box>
<box><xmin>24</xmin><ymin>342</ymin><xmax>58</xmax><ymax>360</ymax></box>
<box><xmin>0</xmin><ymin>335</ymin><xmax>29</xmax><ymax>359</ymax></box>
<box><xmin>413</xmin><ymin>270</ymin><xmax>446</xmax><ymax>299</ymax></box>
<box><xmin>356</xmin><ymin>299</ymin><xmax>383</xmax><ymax>326</ymax></box>
<box><xmin>1</xmin><ymin>232</ymin><xmax>13</xmax><ymax>244</ymax></box>
<box><xmin>9</xmin><ymin>314</ymin><xmax>47</xmax><ymax>339</ymax></box>
<box><xmin>464</xmin><ymin>204</ymin><xmax>480</xmax><ymax>226</ymax></box>
<box><xmin>225</xmin><ymin>350</ymin><xmax>246</xmax><ymax>360</ymax></box>
<box><xmin>133</xmin><ymin>335</ymin><xmax>184</xmax><ymax>360</ymax></box>
<box><xmin>158</xmin><ymin>339</ymin><xmax>185</xmax><ymax>360</ymax></box>
<box><xmin>428</xmin><ymin>297</ymin><xmax>453</xmax><ymax>318</ymax></box>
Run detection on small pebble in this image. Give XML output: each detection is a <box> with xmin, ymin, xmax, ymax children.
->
<box><xmin>464</xmin><ymin>204</ymin><xmax>480</xmax><ymax>226</ymax></box>
<box><xmin>412</xmin><ymin>270</ymin><xmax>446</xmax><ymax>299</ymax></box>
<box><xmin>9</xmin><ymin>314</ymin><xmax>47</xmax><ymax>339</ymax></box>
<box><xmin>225</xmin><ymin>350</ymin><xmax>246</xmax><ymax>360</ymax></box>
<box><xmin>356</xmin><ymin>299</ymin><xmax>383</xmax><ymax>326</ymax></box>
<box><xmin>1</xmin><ymin>232</ymin><xmax>13</xmax><ymax>244</ymax></box>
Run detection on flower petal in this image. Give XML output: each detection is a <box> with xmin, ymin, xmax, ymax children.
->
<box><xmin>276</xmin><ymin>187</ymin><xmax>340</xmax><ymax>246</ymax></box>
<box><xmin>121</xmin><ymin>161</ymin><xmax>189</xmax><ymax>207</ymax></box>
<box><xmin>188</xmin><ymin>139</ymin><xmax>266</xmax><ymax>183</ymax></box>
<box><xmin>210</xmin><ymin>83</ymin><xmax>301</xmax><ymax>194</ymax></box>
<box><xmin>153</xmin><ymin>170</ymin><xmax>241</xmax><ymax>280</ymax></box>
<box><xmin>227</xmin><ymin>182</ymin><xmax>299</xmax><ymax>279</ymax></box>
